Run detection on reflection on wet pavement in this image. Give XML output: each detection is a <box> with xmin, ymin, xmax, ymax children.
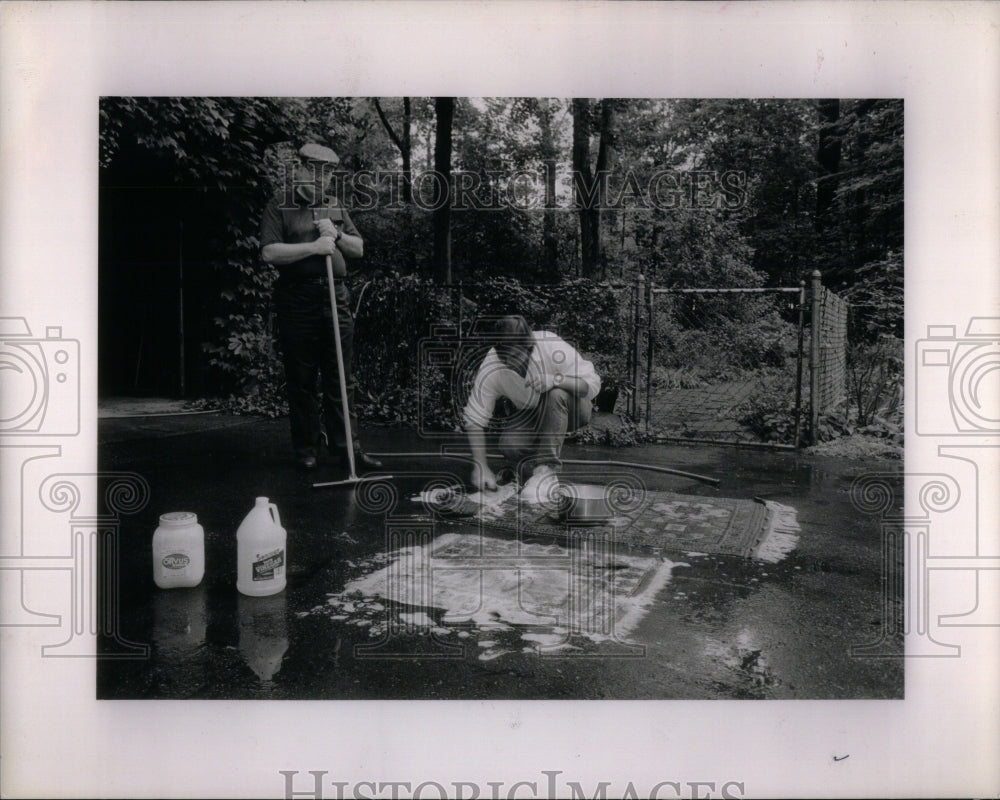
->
<box><xmin>97</xmin><ymin>417</ymin><xmax>904</xmax><ymax>700</ymax></box>
<box><xmin>238</xmin><ymin>593</ymin><xmax>288</xmax><ymax>682</ymax></box>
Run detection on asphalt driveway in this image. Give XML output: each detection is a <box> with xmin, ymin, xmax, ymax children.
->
<box><xmin>96</xmin><ymin>408</ymin><xmax>903</xmax><ymax>700</ymax></box>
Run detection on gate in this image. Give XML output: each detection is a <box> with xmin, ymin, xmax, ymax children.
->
<box><xmin>638</xmin><ymin>271</ymin><xmax>847</xmax><ymax>448</ymax></box>
<box><xmin>810</xmin><ymin>273</ymin><xmax>850</xmax><ymax>434</ymax></box>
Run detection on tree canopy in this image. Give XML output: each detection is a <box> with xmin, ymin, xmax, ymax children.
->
<box><xmin>99</xmin><ymin>96</ymin><xmax>903</xmax><ymax>406</ymax></box>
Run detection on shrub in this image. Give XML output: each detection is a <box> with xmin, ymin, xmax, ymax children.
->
<box><xmin>735</xmin><ymin>372</ymin><xmax>803</xmax><ymax>444</ymax></box>
<box><xmin>847</xmin><ymin>334</ymin><xmax>903</xmax><ymax>427</ymax></box>
<box><xmin>348</xmin><ymin>275</ymin><xmax>635</xmax><ymax>430</ymax></box>
<box><xmin>720</xmin><ymin>309</ymin><xmax>800</xmax><ymax>371</ymax></box>
<box><xmin>649</xmin><ymin>364</ymin><xmax>711</xmax><ymax>390</ymax></box>
<box><xmin>574</xmin><ymin>418</ymin><xmax>647</xmax><ymax>447</ymax></box>
<box><xmin>201</xmin><ymin>301</ymin><xmax>288</xmax><ymax>418</ymax></box>
<box><xmin>461</xmin><ymin>277</ymin><xmax>550</xmax><ymax>324</ymax></box>
<box><xmin>351</xmin><ymin>273</ymin><xmax>457</xmax><ymax>424</ymax></box>
<box><xmin>650</xmin><ymin>293</ymin><xmax>800</xmax><ymax>380</ymax></box>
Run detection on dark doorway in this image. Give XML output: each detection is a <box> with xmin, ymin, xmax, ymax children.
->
<box><xmin>99</xmin><ymin>150</ymin><xmax>217</xmax><ymax>399</ymax></box>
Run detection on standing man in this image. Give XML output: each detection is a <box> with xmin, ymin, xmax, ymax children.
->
<box><xmin>259</xmin><ymin>143</ymin><xmax>382</xmax><ymax>472</ymax></box>
<box><xmin>462</xmin><ymin>315</ymin><xmax>600</xmax><ymax>503</ymax></box>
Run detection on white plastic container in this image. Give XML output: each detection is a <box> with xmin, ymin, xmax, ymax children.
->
<box><xmin>152</xmin><ymin>511</ymin><xmax>205</xmax><ymax>589</ymax></box>
<box><xmin>236</xmin><ymin>497</ymin><xmax>287</xmax><ymax>596</ymax></box>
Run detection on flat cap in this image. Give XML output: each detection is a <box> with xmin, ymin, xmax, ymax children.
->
<box><xmin>298</xmin><ymin>143</ymin><xmax>340</xmax><ymax>164</ymax></box>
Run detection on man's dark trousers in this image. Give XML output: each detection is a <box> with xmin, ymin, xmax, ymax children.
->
<box><xmin>275</xmin><ymin>279</ymin><xmax>358</xmax><ymax>459</ymax></box>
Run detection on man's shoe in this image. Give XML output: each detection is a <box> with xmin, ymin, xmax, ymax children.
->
<box><xmin>341</xmin><ymin>448</ymin><xmax>383</xmax><ymax>472</ymax></box>
<box><xmin>298</xmin><ymin>455</ymin><xmax>318</xmax><ymax>471</ymax></box>
<box><xmin>521</xmin><ymin>464</ymin><xmax>560</xmax><ymax>506</ymax></box>
<box><xmin>356</xmin><ymin>450</ymin><xmax>383</xmax><ymax>470</ymax></box>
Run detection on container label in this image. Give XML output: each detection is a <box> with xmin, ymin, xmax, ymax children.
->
<box><xmin>162</xmin><ymin>553</ymin><xmax>190</xmax><ymax>570</ymax></box>
<box><xmin>252</xmin><ymin>548</ymin><xmax>284</xmax><ymax>581</ymax></box>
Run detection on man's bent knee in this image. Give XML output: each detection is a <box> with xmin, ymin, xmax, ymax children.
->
<box><xmin>543</xmin><ymin>387</ymin><xmax>571</xmax><ymax>410</ymax></box>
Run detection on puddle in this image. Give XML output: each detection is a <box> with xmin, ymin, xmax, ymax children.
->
<box><xmin>703</xmin><ymin>628</ymin><xmax>779</xmax><ymax>697</ymax></box>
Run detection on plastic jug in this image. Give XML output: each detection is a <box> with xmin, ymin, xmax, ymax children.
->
<box><xmin>152</xmin><ymin>511</ymin><xmax>205</xmax><ymax>589</ymax></box>
<box><xmin>236</xmin><ymin>497</ymin><xmax>287</xmax><ymax>596</ymax></box>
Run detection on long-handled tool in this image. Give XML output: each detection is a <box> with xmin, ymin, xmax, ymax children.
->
<box><xmin>561</xmin><ymin>458</ymin><xmax>719</xmax><ymax>486</ymax></box>
<box><xmin>312</xmin><ymin>245</ymin><xmax>391</xmax><ymax>490</ymax></box>
<box><xmin>365</xmin><ymin>450</ymin><xmax>720</xmax><ymax>487</ymax></box>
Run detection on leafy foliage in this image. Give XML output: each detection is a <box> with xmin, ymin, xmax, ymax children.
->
<box><xmin>846</xmin><ymin>334</ymin><xmax>903</xmax><ymax>428</ymax></box>
<box><xmin>824</xmin><ymin>100</ymin><xmax>904</xmax><ymax>279</ymax></box>
<box><xmin>661</xmin><ymin>99</ymin><xmax>821</xmax><ymax>287</ymax></box>
<box><xmin>350</xmin><ymin>275</ymin><xmax>635</xmax><ymax>429</ymax></box>
<box><xmin>100</xmin><ymin>96</ymin><xmax>901</xmax><ymax>453</ymax></box>
<box><xmin>650</xmin><ymin>290</ymin><xmax>800</xmax><ymax>382</ymax></box>
<box><xmin>100</xmin><ymin>97</ymin><xmax>312</xmax><ymax>406</ymax></box>
<box><xmin>351</xmin><ymin>272</ymin><xmax>455</xmax><ymax>425</ymax></box>
<box><xmin>734</xmin><ymin>370</ymin><xmax>802</xmax><ymax>444</ymax></box>
<box><xmin>842</xmin><ymin>251</ymin><xmax>903</xmax><ymax>341</ymax></box>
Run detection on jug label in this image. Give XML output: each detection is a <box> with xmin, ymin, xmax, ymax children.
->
<box><xmin>162</xmin><ymin>553</ymin><xmax>190</xmax><ymax>570</ymax></box>
<box><xmin>252</xmin><ymin>548</ymin><xmax>284</xmax><ymax>581</ymax></box>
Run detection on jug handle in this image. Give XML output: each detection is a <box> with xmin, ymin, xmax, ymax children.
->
<box><xmin>269</xmin><ymin>503</ymin><xmax>282</xmax><ymax>528</ymax></box>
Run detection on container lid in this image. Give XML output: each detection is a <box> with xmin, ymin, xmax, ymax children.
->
<box><xmin>159</xmin><ymin>511</ymin><xmax>198</xmax><ymax>527</ymax></box>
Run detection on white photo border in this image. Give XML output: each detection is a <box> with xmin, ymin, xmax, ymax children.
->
<box><xmin>1</xmin><ymin>1</ymin><xmax>998</xmax><ymax>798</ymax></box>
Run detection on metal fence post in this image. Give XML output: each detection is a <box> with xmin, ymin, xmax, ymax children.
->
<box><xmin>793</xmin><ymin>279</ymin><xmax>807</xmax><ymax>448</ymax></box>
<box><xmin>810</xmin><ymin>269</ymin><xmax>823</xmax><ymax>444</ymax></box>
<box><xmin>645</xmin><ymin>276</ymin><xmax>654</xmax><ymax>433</ymax></box>
<box><xmin>630</xmin><ymin>273</ymin><xmax>644</xmax><ymax>420</ymax></box>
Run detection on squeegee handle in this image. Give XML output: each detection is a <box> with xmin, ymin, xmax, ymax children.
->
<box><xmin>325</xmin><ymin>254</ymin><xmax>357</xmax><ymax>480</ymax></box>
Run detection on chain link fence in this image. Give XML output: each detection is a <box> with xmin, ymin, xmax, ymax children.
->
<box><xmin>642</xmin><ymin>285</ymin><xmax>807</xmax><ymax>447</ymax></box>
<box><xmin>811</xmin><ymin>282</ymin><xmax>850</xmax><ymax>419</ymax></box>
<box><xmin>351</xmin><ymin>278</ymin><xmax>638</xmax><ymax>431</ymax></box>
<box><xmin>351</xmin><ymin>272</ymin><xmax>847</xmax><ymax>447</ymax></box>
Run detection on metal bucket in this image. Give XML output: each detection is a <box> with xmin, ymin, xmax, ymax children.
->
<box><xmin>554</xmin><ymin>483</ymin><xmax>614</xmax><ymax>525</ymax></box>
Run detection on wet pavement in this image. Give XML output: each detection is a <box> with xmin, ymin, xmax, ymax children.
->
<box><xmin>97</xmin><ymin>410</ymin><xmax>903</xmax><ymax>700</ymax></box>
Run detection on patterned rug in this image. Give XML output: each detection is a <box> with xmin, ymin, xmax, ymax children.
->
<box><xmin>432</xmin><ymin>485</ymin><xmax>799</xmax><ymax>563</ymax></box>
<box><xmin>326</xmin><ymin>532</ymin><xmax>681</xmax><ymax>657</ymax></box>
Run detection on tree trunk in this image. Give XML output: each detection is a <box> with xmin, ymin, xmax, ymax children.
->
<box><xmin>401</xmin><ymin>98</ymin><xmax>412</xmax><ymax>204</ymax></box>
<box><xmin>373</xmin><ymin>98</ymin><xmax>415</xmax><ymax>268</ymax></box>
<box><xmin>372</xmin><ymin>97</ymin><xmax>413</xmax><ymax>205</ymax></box>
<box><xmin>572</xmin><ymin>98</ymin><xmax>617</xmax><ymax>279</ymax></box>
<box><xmin>432</xmin><ymin>97</ymin><xmax>455</xmax><ymax>284</ymax></box>
<box><xmin>595</xmin><ymin>99</ymin><xmax>617</xmax><ymax>279</ymax></box>
<box><xmin>815</xmin><ymin>99</ymin><xmax>841</xmax><ymax>232</ymax></box>
<box><xmin>572</xmin><ymin>98</ymin><xmax>599</xmax><ymax>278</ymax></box>
<box><xmin>539</xmin><ymin>99</ymin><xmax>559</xmax><ymax>276</ymax></box>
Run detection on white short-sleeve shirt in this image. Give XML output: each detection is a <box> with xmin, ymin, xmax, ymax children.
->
<box><xmin>462</xmin><ymin>331</ymin><xmax>601</xmax><ymax>428</ymax></box>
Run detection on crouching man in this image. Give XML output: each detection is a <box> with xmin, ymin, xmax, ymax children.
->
<box><xmin>462</xmin><ymin>315</ymin><xmax>601</xmax><ymax>503</ymax></box>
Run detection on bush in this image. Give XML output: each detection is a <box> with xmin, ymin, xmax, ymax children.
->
<box><xmin>735</xmin><ymin>371</ymin><xmax>802</xmax><ymax>444</ymax></box>
<box><xmin>720</xmin><ymin>309</ymin><xmax>800</xmax><ymax>370</ymax></box>
<box><xmin>650</xmin><ymin>293</ymin><xmax>800</xmax><ymax>380</ymax></box>
<box><xmin>542</xmin><ymin>280</ymin><xmax>632</xmax><ymax>356</ymax></box>
<box><xmin>351</xmin><ymin>273</ymin><xmax>456</xmax><ymax>425</ymax></box>
<box><xmin>738</xmin><ymin>399</ymin><xmax>849</xmax><ymax>446</ymax></box>
<box><xmin>649</xmin><ymin>364</ymin><xmax>710</xmax><ymax>390</ymax></box>
<box><xmin>201</xmin><ymin>303</ymin><xmax>288</xmax><ymax>417</ymax></box>
<box><xmin>461</xmin><ymin>277</ymin><xmax>550</xmax><ymax>324</ymax></box>
<box><xmin>574</xmin><ymin>418</ymin><xmax>648</xmax><ymax>447</ymax></box>
<box><xmin>847</xmin><ymin>334</ymin><xmax>902</xmax><ymax>427</ymax></box>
